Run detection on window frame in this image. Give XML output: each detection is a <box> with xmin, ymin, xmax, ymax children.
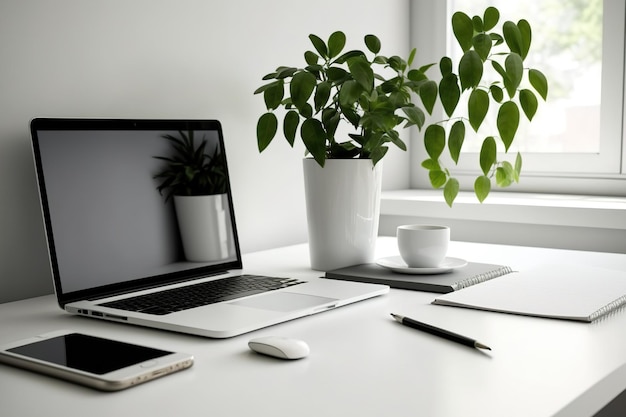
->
<box><xmin>408</xmin><ymin>0</ymin><xmax>626</xmax><ymax>197</ymax></box>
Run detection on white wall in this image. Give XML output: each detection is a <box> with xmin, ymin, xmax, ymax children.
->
<box><xmin>0</xmin><ymin>0</ymin><xmax>410</xmax><ymax>303</ymax></box>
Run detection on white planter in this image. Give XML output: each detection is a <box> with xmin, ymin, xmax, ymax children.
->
<box><xmin>174</xmin><ymin>194</ymin><xmax>229</xmax><ymax>262</ymax></box>
<box><xmin>303</xmin><ymin>158</ymin><xmax>383</xmax><ymax>271</ymax></box>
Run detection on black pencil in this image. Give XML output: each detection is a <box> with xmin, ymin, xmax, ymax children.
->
<box><xmin>391</xmin><ymin>313</ymin><xmax>491</xmax><ymax>351</ymax></box>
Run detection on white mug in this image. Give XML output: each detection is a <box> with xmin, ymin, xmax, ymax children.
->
<box><xmin>397</xmin><ymin>225</ymin><xmax>450</xmax><ymax>268</ymax></box>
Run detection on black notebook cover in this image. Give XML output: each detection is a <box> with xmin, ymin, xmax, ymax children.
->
<box><xmin>324</xmin><ymin>262</ymin><xmax>513</xmax><ymax>293</ymax></box>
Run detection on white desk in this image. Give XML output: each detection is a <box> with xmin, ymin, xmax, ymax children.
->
<box><xmin>1</xmin><ymin>238</ymin><xmax>626</xmax><ymax>417</ymax></box>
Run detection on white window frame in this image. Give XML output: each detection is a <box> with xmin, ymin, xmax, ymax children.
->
<box><xmin>408</xmin><ymin>0</ymin><xmax>626</xmax><ymax>197</ymax></box>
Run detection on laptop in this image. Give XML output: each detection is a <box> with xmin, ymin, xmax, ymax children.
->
<box><xmin>30</xmin><ymin>118</ymin><xmax>388</xmax><ymax>338</ymax></box>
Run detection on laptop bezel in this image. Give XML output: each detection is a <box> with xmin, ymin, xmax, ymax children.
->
<box><xmin>30</xmin><ymin>118</ymin><xmax>244</xmax><ymax>309</ymax></box>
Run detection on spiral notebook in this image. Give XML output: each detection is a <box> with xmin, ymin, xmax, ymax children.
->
<box><xmin>432</xmin><ymin>264</ymin><xmax>626</xmax><ymax>322</ymax></box>
<box><xmin>324</xmin><ymin>262</ymin><xmax>513</xmax><ymax>293</ymax></box>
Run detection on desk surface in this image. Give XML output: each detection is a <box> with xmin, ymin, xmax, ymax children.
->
<box><xmin>1</xmin><ymin>238</ymin><xmax>626</xmax><ymax>417</ymax></box>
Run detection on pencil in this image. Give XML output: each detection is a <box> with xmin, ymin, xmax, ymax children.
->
<box><xmin>391</xmin><ymin>313</ymin><xmax>491</xmax><ymax>351</ymax></box>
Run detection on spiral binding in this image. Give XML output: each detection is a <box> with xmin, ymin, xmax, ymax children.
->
<box><xmin>589</xmin><ymin>294</ymin><xmax>626</xmax><ymax>322</ymax></box>
<box><xmin>452</xmin><ymin>266</ymin><xmax>514</xmax><ymax>291</ymax></box>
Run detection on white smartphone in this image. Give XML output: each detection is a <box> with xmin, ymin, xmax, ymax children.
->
<box><xmin>0</xmin><ymin>330</ymin><xmax>194</xmax><ymax>391</ymax></box>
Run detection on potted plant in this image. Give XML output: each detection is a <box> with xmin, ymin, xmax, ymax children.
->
<box><xmin>255</xmin><ymin>31</ymin><xmax>428</xmax><ymax>270</ymax></box>
<box><xmin>153</xmin><ymin>130</ymin><xmax>230</xmax><ymax>262</ymax></box>
<box><xmin>254</xmin><ymin>7</ymin><xmax>548</xmax><ymax>269</ymax></box>
<box><xmin>418</xmin><ymin>7</ymin><xmax>549</xmax><ymax>206</ymax></box>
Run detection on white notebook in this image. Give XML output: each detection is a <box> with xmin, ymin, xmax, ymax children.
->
<box><xmin>432</xmin><ymin>264</ymin><xmax>626</xmax><ymax>322</ymax></box>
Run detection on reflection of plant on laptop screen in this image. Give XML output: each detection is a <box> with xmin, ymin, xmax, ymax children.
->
<box><xmin>34</xmin><ymin>126</ymin><xmax>236</xmax><ymax>294</ymax></box>
<box><xmin>153</xmin><ymin>131</ymin><xmax>234</xmax><ymax>263</ymax></box>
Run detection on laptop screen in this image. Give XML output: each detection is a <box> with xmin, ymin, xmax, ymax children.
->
<box><xmin>30</xmin><ymin>119</ymin><xmax>242</xmax><ymax>306</ymax></box>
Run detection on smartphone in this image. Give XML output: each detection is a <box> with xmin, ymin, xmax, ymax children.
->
<box><xmin>0</xmin><ymin>330</ymin><xmax>194</xmax><ymax>391</ymax></box>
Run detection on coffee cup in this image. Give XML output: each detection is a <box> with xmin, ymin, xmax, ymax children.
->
<box><xmin>397</xmin><ymin>225</ymin><xmax>450</xmax><ymax>268</ymax></box>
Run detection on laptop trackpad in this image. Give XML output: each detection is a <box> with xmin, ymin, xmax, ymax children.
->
<box><xmin>230</xmin><ymin>292</ymin><xmax>337</xmax><ymax>312</ymax></box>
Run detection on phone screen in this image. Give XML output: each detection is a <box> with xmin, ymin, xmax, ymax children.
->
<box><xmin>7</xmin><ymin>333</ymin><xmax>170</xmax><ymax>375</ymax></box>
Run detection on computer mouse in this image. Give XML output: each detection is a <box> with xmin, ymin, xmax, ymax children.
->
<box><xmin>248</xmin><ymin>336</ymin><xmax>310</xmax><ymax>360</ymax></box>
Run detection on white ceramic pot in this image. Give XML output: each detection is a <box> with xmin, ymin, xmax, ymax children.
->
<box><xmin>174</xmin><ymin>194</ymin><xmax>229</xmax><ymax>262</ymax></box>
<box><xmin>303</xmin><ymin>158</ymin><xmax>383</xmax><ymax>271</ymax></box>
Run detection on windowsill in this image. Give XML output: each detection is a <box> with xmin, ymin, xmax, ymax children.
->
<box><xmin>381</xmin><ymin>189</ymin><xmax>626</xmax><ymax>231</ymax></box>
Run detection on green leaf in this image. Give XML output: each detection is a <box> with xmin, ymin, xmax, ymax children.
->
<box><xmin>371</xmin><ymin>146</ymin><xmax>388</xmax><ymax>166</ymax></box>
<box><xmin>389</xmin><ymin>90</ymin><xmax>410</xmax><ymax>107</ymax></box>
<box><xmin>496</xmin><ymin>167</ymin><xmax>511</xmax><ymax>187</ymax></box>
<box><xmin>503</xmin><ymin>21</ymin><xmax>522</xmax><ymax>55</ymax></box>
<box><xmin>439</xmin><ymin>56</ymin><xmax>453</xmax><ymax>76</ymax></box>
<box><xmin>429</xmin><ymin>170</ymin><xmax>447</xmax><ymax>189</ymax></box>
<box><xmin>300</xmin><ymin>118</ymin><xmax>327</xmax><ymax>166</ymax></box>
<box><xmin>497</xmin><ymin>101</ymin><xmax>520</xmax><ymax>151</ymax></box>
<box><xmin>472</xmin><ymin>16</ymin><xmax>484</xmax><ymax>33</ymax></box>
<box><xmin>364</xmin><ymin>34</ymin><xmax>381</xmax><ymax>54</ymax></box>
<box><xmin>452</xmin><ymin>11</ymin><xmax>474</xmax><ymax>52</ymax></box>
<box><xmin>339</xmin><ymin>80</ymin><xmax>363</xmax><ymax>107</ymax></box>
<box><xmin>529</xmin><ymin>69</ymin><xmax>549</xmax><ymax>100</ymax></box>
<box><xmin>514</xmin><ymin>152</ymin><xmax>523</xmax><ymax>182</ymax></box>
<box><xmin>408</xmin><ymin>68</ymin><xmax>427</xmax><ymax>82</ymax></box>
<box><xmin>254</xmin><ymin>80</ymin><xmax>281</xmax><ymax>95</ymax></box>
<box><xmin>263</xmin><ymin>81</ymin><xmax>284</xmax><ymax>110</ymax></box>
<box><xmin>309</xmin><ymin>34</ymin><xmax>328</xmax><ymax>59</ymax></box>
<box><xmin>474</xmin><ymin>175</ymin><xmax>491</xmax><ymax>202</ymax></box>
<box><xmin>504</xmin><ymin>53</ymin><xmax>523</xmax><ymax>98</ymax></box>
<box><xmin>387</xmin><ymin>56</ymin><xmax>406</xmax><ymax>72</ymax></box>
<box><xmin>444</xmin><ymin>178</ymin><xmax>460</xmax><ymax>207</ymax></box>
<box><xmin>334</xmin><ymin>49</ymin><xmax>366</xmax><ymax>64</ymax></box>
<box><xmin>276</xmin><ymin>67</ymin><xmax>298</xmax><ymax>79</ymax></box>
<box><xmin>490</xmin><ymin>85</ymin><xmax>504</xmax><ymax>102</ymax></box>
<box><xmin>328</xmin><ymin>31</ymin><xmax>346</xmax><ymax>59</ymax></box>
<box><xmin>362</xmin><ymin>131</ymin><xmax>384</xmax><ymax>153</ymax></box>
<box><xmin>341</xmin><ymin>104</ymin><xmax>360</xmax><ymax>127</ymax></box>
<box><xmin>497</xmin><ymin>161</ymin><xmax>515</xmax><ymax>187</ymax></box>
<box><xmin>424</xmin><ymin>124</ymin><xmax>445</xmax><ymax>160</ymax></box>
<box><xmin>473</xmin><ymin>33</ymin><xmax>492</xmax><ymax>62</ymax></box>
<box><xmin>468</xmin><ymin>89</ymin><xmax>489</xmax><ymax>132</ymax></box>
<box><xmin>439</xmin><ymin>73</ymin><xmax>460</xmax><ymax>117</ymax></box>
<box><xmin>305</xmin><ymin>64</ymin><xmax>322</xmax><ymax>79</ymax></box>
<box><xmin>479</xmin><ymin>136</ymin><xmax>496</xmax><ymax>175</ymax></box>
<box><xmin>421</xmin><ymin>158</ymin><xmax>440</xmax><ymax>170</ymax></box>
<box><xmin>492</xmin><ymin>61</ymin><xmax>508</xmax><ymax>82</ymax></box>
<box><xmin>261</xmin><ymin>71</ymin><xmax>278</xmax><ymax>81</ymax></box>
<box><xmin>402</xmin><ymin>106</ymin><xmax>426</xmax><ymax>130</ymax></box>
<box><xmin>419</xmin><ymin>63</ymin><xmax>437</xmax><ymax>73</ymax></box>
<box><xmin>419</xmin><ymin>80</ymin><xmax>438</xmax><ymax>115</ymax></box>
<box><xmin>283</xmin><ymin>110</ymin><xmax>299</xmax><ymax>146</ymax></box>
<box><xmin>407</xmin><ymin>48</ymin><xmax>416</xmax><ymax>67</ymax></box>
<box><xmin>304</xmin><ymin>51</ymin><xmax>319</xmax><ymax>65</ymax></box>
<box><xmin>327</xmin><ymin>66</ymin><xmax>348</xmax><ymax>82</ymax></box>
<box><xmin>483</xmin><ymin>7</ymin><xmax>500</xmax><ymax>31</ymax></box>
<box><xmin>290</xmin><ymin>71</ymin><xmax>317</xmax><ymax>110</ymax></box>
<box><xmin>459</xmin><ymin>50</ymin><xmax>483</xmax><ymax>91</ymax></box>
<box><xmin>314</xmin><ymin>81</ymin><xmax>331</xmax><ymax>112</ymax></box>
<box><xmin>519</xmin><ymin>89</ymin><xmax>538</xmax><ymax>121</ymax></box>
<box><xmin>448</xmin><ymin>120</ymin><xmax>465</xmax><ymax>164</ymax></box>
<box><xmin>347</xmin><ymin>56</ymin><xmax>374</xmax><ymax>92</ymax></box>
<box><xmin>321</xmin><ymin>108</ymin><xmax>340</xmax><ymax>138</ymax></box>
<box><xmin>517</xmin><ymin>19</ymin><xmax>531</xmax><ymax>60</ymax></box>
<box><xmin>385</xmin><ymin>129</ymin><xmax>407</xmax><ymax>151</ymax></box>
<box><xmin>490</xmin><ymin>33</ymin><xmax>504</xmax><ymax>46</ymax></box>
<box><xmin>257</xmin><ymin>112</ymin><xmax>278</xmax><ymax>152</ymax></box>
<box><xmin>299</xmin><ymin>103</ymin><xmax>313</xmax><ymax>119</ymax></box>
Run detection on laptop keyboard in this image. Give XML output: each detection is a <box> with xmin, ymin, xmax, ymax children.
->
<box><xmin>99</xmin><ymin>274</ymin><xmax>305</xmax><ymax>315</ymax></box>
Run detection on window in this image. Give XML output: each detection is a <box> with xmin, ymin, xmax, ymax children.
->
<box><xmin>409</xmin><ymin>0</ymin><xmax>626</xmax><ymax>196</ymax></box>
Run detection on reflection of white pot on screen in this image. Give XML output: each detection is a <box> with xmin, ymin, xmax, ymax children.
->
<box><xmin>174</xmin><ymin>194</ymin><xmax>229</xmax><ymax>262</ymax></box>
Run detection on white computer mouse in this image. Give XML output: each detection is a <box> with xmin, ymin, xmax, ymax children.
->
<box><xmin>248</xmin><ymin>336</ymin><xmax>310</xmax><ymax>360</ymax></box>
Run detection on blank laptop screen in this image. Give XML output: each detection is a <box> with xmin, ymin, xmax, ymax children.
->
<box><xmin>32</xmin><ymin>119</ymin><xmax>240</xmax><ymax>298</ymax></box>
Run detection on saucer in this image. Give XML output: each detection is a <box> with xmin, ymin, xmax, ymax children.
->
<box><xmin>376</xmin><ymin>256</ymin><xmax>468</xmax><ymax>275</ymax></box>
